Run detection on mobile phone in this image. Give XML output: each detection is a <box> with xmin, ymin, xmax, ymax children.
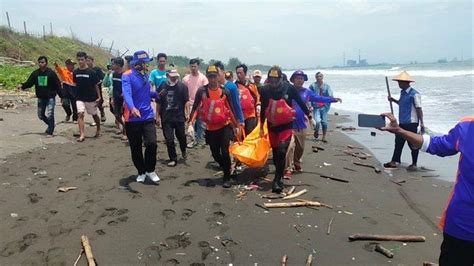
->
<box><xmin>358</xmin><ymin>114</ymin><xmax>386</xmax><ymax>128</ymax></box>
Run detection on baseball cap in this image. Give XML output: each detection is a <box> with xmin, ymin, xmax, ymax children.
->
<box><xmin>65</xmin><ymin>59</ymin><xmax>76</xmax><ymax>65</ymax></box>
<box><xmin>167</xmin><ymin>69</ymin><xmax>180</xmax><ymax>78</ymax></box>
<box><xmin>130</xmin><ymin>50</ymin><xmax>153</xmax><ymax>65</ymax></box>
<box><xmin>206</xmin><ymin>65</ymin><xmax>219</xmax><ymax>76</ymax></box>
<box><xmin>252</xmin><ymin>70</ymin><xmax>262</xmax><ymax>77</ymax></box>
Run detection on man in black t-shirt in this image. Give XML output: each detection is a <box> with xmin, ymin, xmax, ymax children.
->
<box><xmin>18</xmin><ymin>55</ymin><xmax>61</xmax><ymax>137</ymax></box>
<box><xmin>73</xmin><ymin>51</ymin><xmax>102</xmax><ymax>142</ymax></box>
<box><xmin>156</xmin><ymin>69</ymin><xmax>189</xmax><ymax>167</ymax></box>
<box><xmin>111</xmin><ymin>57</ymin><xmax>127</xmax><ymax>140</ymax></box>
<box><xmin>86</xmin><ymin>55</ymin><xmax>106</xmax><ymax>122</ymax></box>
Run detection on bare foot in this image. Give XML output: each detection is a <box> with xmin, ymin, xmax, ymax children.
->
<box><xmin>77</xmin><ymin>136</ymin><xmax>85</xmax><ymax>142</ymax></box>
<box><xmin>94</xmin><ymin>131</ymin><xmax>101</xmax><ymax>138</ymax></box>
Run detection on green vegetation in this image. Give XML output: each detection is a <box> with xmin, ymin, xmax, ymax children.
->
<box><xmin>0</xmin><ymin>26</ymin><xmax>113</xmax><ymax>66</ymax></box>
<box><xmin>0</xmin><ymin>65</ymin><xmax>35</xmax><ymax>90</ymax></box>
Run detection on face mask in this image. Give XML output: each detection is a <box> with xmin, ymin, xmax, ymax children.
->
<box><xmin>168</xmin><ymin>80</ymin><xmax>178</xmax><ymax>86</ymax></box>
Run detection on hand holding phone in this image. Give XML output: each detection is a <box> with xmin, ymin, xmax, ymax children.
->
<box><xmin>358</xmin><ymin>114</ymin><xmax>386</xmax><ymax>128</ymax></box>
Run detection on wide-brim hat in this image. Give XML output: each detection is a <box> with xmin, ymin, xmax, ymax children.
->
<box><xmin>290</xmin><ymin>70</ymin><xmax>308</xmax><ymax>82</ymax></box>
<box><xmin>167</xmin><ymin>69</ymin><xmax>180</xmax><ymax>77</ymax></box>
<box><xmin>392</xmin><ymin>71</ymin><xmax>415</xmax><ymax>82</ymax></box>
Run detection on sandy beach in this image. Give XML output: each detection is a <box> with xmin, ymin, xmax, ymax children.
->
<box><xmin>0</xmin><ymin>93</ymin><xmax>453</xmax><ymax>265</ymax></box>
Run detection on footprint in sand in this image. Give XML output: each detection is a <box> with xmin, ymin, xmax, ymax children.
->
<box><xmin>27</xmin><ymin>193</ymin><xmax>42</xmax><ymax>204</ymax></box>
<box><xmin>95</xmin><ymin>207</ymin><xmax>129</xmax><ymax>225</ymax></box>
<box><xmin>181</xmin><ymin>209</ymin><xmax>196</xmax><ymax>221</ymax></box>
<box><xmin>167</xmin><ymin>195</ymin><xmax>178</xmax><ymax>204</ymax></box>
<box><xmin>47</xmin><ymin>220</ymin><xmax>72</xmax><ymax>237</ymax></box>
<box><xmin>96</xmin><ymin>229</ymin><xmax>106</xmax><ymax>236</ymax></box>
<box><xmin>141</xmin><ymin>245</ymin><xmax>161</xmax><ymax>264</ymax></box>
<box><xmin>45</xmin><ymin>247</ymin><xmax>66</xmax><ymax>265</ymax></box>
<box><xmin>0</xmin><ymin>233</ymin><xmax>38</xmax><ymax>257</ymax></box>
<box><xmin>164</xmin><ymin>258</ymin><xmax>180</xmax><ymax>266</ymax></box>
<box><xmin>107</xmin><ymin>216</ymin><xmax>129</xmax><ymax>226</ymax></box>
<box><xmin>162</xmin><ymin>209</ymin><xmax>177</xmax><ymax>220</ymax></box>
<box><xmin>362</xmin><ymin>216</ymin><xmax>378</xmax><ymax>225</ymax></box>
<box><xmin>181</xmin><ymin>195</ymin><xmax>194</xmax><ymax>201</ymax></box>
<box><xmin>20</xmin><ymin>250</ymin><xmax>46</xmax><ymax>265</ymax></box>
<box><xmin>198</xmin><ymin>241</ymin><xmax>213</xmax><ymax>260</ymax></box>
<box><xmin>164</xmin><ymin>234</ymin><xmax>191</xmax><ymax>250</ymax></box>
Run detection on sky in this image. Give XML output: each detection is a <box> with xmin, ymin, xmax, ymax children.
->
<box><xmin>1</xmin><ymin>0</ymin><xmax>472</xmax><ymax>68</ymax></box>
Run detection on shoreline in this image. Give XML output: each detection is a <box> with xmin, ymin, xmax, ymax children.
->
<box><xmin>0</xmin><ymin>96</ymin><xmax>451</xmax><ymax>265</ymax></box>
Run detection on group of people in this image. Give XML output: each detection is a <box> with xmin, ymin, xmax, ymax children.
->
<box><xmin>18</xmin><ymin>51</ymin><xmax>473</xmax><ymax>265</ymax></box>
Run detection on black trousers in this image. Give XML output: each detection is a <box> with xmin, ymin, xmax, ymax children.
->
<box><xmin>162</xmin><ymin>121</ymin><xmax>187</xmax><ymax>162</ymax></box>
<box><xmin>125</xmin><ymin>120</ymin><xmax>157</xmax><ymax>175</ymax></box>
<box><xmin>439</xmin><ymin>233</ymin><xmax>474</xmax><ymax>266</ymax></box>
<box><xmin>272</xmin><ymin>135</ymin><xmax>291</xmax><ymax>182</ymax></box>
<box><xmin>61</xmin><ymin>84</ymin><xmax>78</xmax><ymax>121</ymax></box>
<box><xmin>244</xmin><ymin>117</ymin><xmax>258</xmax><ymax>136</ymax></box>
<box><xmin>391</xmin><ymin>123</ymin><xmax>419</xmax><ymax>164</ymax></box>
<box><xmin>206</xmin><ymin>125</ymin><xmax>233</xmax><ymax>180</ymax></box>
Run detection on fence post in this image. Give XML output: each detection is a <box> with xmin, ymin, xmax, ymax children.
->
<box><xmin>98</xmin><ymin>38</ymin><xmax>103</xmax><ymax>48</ymax></box>
<box><xmin>43</xmin><ymin>25</ymin><xmax>46</xmax><ymax>39</ymax></box>
<box><xmin>23</xmin><ymin>21</ymin><xmax>27</xmax><ymax>35</ymax></box>
<box><xmin>50</xmin><ymin>22</ymin><xmax>53</xmax><ymax>35</ymax></box>
<box><xmin>6</xmin><ymin>12</ymin><xmax>11</xmax><ymax>29</ymax></box>
<box><xmin>108</xmin><ymin>40</ymin><xmax>114</xmax><ymax>53</ymax></box>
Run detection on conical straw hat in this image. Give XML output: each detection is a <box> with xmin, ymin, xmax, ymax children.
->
<box><xmin>392</xmin><ymin>71</ymin><xmax>415</xmax><ymax>82</ymax></box>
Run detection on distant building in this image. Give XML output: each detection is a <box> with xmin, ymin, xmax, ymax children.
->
<box><xmin>347</xmin><ymin>60</ymin><xmax>357</xmax><ymax>67</ymax></box>
<box><xmin>346</xmin><ymin>59</ymin><xmax>369</xmax><ymax>67</ymax></box>
<box><xmin>359</xmin><ymin>59</ymin><xmax>368</xmax><ymax>66</ymax></box>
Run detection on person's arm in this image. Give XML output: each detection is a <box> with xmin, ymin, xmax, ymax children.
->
<box><xmin>52</xmin><ymin>71</ymin><xmax>62</xmax><ymax>94</ymax></box>
<box><xmin>414</xmin><ymin>93</ymin><xmax>424</xmax><ymax>130</ymax></box>
<box><xmin>380</xmin><ymin>113</ymin><xmax>460</xmax><ymax>157</ymax></box>
<box><xmin>388</xmin><ymin>96</ymin><xmax>400</xmax><ymax>104</ymax></box>
<box><xmin>122</xmin><ymin>74</ymin><xmax>135</xmax><ymax>110</ymax></box>
<box><xmin>307</xmin><ymin>90</ymin><xmax>341</xmax><ymax>104</ymax></box>
<box><xmin>289</xmin><ymin>86</ymin><xmax>310</xmax><ymax>117</ymax></box>
<box><xmin>182</xmin><ymin>83</ymin><xmax>190</xmax><ymax>120</ymax></box>
<box><xmin>259</xmin><ymin>88</ymin><xmax>268</xmax><ymax>127</ymax></box>
<box><xmin>188</xmin><ymin>88</ymin><xmax>204</xmax><ymax>124</ymax></box>
<box><xmin>148</xmin><ymin>71</ymin><xmax>156</xmax><ymax>90</ymax></box>
<box><xmin>54</xmin><ymin>65</ymin><xmax>66</xmax><ymax>82</ymax></box>
<box><xmin>19</xmin><ymin>71</ymin><xmax>36</xmax><ymax>90</ymax></box>
<box><xmin>227</xmin><ymin>83</ymin><xmax>245</xmax><ymax>124</ymax></box>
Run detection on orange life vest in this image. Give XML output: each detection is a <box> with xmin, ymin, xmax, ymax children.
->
<box><xmin>199</xmin><ymin>87</ymin><xmax>230</xmax><ymax>126</ymax></box>
<box><xmin>265</xmin><ymin>97</ymin><xmax>296</xmax><ymax>127</ymax></box>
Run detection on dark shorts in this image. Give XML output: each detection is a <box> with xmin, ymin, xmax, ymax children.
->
<box><xmin>113</xmin><ymin>97</ymin><xmax>124</xmax><ymax>116</ymax></box>
<box><xmin>439</xmin><ymin>232</ymin><xmax>474</xmax><ymax>266</ymax></box>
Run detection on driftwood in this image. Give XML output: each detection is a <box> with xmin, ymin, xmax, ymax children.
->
<box><xmin>81</xmin><ymin>235</ymin><xmax>96</xmax><ymax>266</ymax></box>
<box><xmin>422</xmin><ymin>262</ymin><xmax>438</xmax><ymax>266</ymax></box>
<box><xmin>327</xmin><ymin>216</ymin><xmax>335</xmax><ymax>235</ymax></box>
<box><xmin>375</xmin><ymin>243</ymin><xmax>394</xmax><ymax>258</ymax></box>
<box><xmin>305</xmin><ymin>254</ymin><xmax>313</xmax><ymax>266</ymax></box>
<box><xmin>264</xmin><ymin>201</ymin><xmax>322</xmax><ymax>208</ymax></box>
<box><xmin>57</xmin><ymin>186</ymin><xmax>78</xmax><ymax>192</ymax></box>
<box><xmin>285</xmin><ymin>186</ymin><xmax>296</xmax><ymax>195</ymax></box>
<box><xmin>344</xmin><ymin>150</ymin><xmax>368</xmax><ymax>160</ymax></box>
<box><xmin>255</xmin><ymin>203</ymin><xmax>269</xmax><ymax>211</ymax></box>
<box><xmin>349</xmin><ymin>233</ymin><xmax>426</xmax><ymax>242</ymax></box>
<box><xmin>320</xmin><ymin>174</ymin><xmax>349</xmax><ymax>183</ymax></box>
<box><xmin>281</xmin><ymin>255</ymin><xmax>288</xmax><ymax>266</ymax></box>
<box><xmin>297</xmin><ymin>199</ymin><xmax>333</xmax><ymax>209</ymax></box>
<box><xmin>353</xmin><ymin>162</ymin><xmax>382</xmax><ymax>173</ymax></box>
<box><xmin>282</xmin><ymin>189</ymin><xmax>307</xmax><ymax>200</ymax></box>
<box><xmin>73</xmin><ymin>249</ymin><xmax>84</xmax><ymax>266</ymax></box>
<box><xmin>262</xmin><ymin>194</ymin><xmax>284</xmax><ymax>199</ymax></box>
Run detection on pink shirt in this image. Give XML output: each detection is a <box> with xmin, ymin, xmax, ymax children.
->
<box><xmin>183</xmin><ymin>72</ymin><xmax>208</xmax><ymax>104</ymax></box>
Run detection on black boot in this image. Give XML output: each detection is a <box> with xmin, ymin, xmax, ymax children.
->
<box><xmin>272</xmin><ymin>176</ymin><xmax>284</xmax><ymax>193</ymax></box>
<box><xmin>222</xmin><ymin>177</ymin><xmax>231</xmax><ymax>188</ymax></box>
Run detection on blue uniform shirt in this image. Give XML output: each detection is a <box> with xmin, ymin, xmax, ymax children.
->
<box><xmin>293</xmin><ymin>87</ymin><xmax>337</xmax><ymax>130</ymax></box>
<box><xmin>399</xmin><ymin>87</ymin><xmax>421</xmax><ymax>124</ymax></box>
<box><xmin>122</xmin><ymin>69</ymin><xmax>156</xmax><ymax>122</ymax></box>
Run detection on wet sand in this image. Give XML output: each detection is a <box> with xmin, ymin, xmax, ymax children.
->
<box><xmin>0</xmin><ymin>94</ymin><xmax>453</xmax><ymax>265</ymax></box>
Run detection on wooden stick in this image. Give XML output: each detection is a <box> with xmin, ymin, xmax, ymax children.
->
<box><xmin>348</xmin><ymin>233</ymin><xmax>426</xmax><ymax>242</ymax></box>
<box><xmin>375</xmin><ymin>243</ymin><xmax>394</xmax><ymax>258</ymax></box>
<box><xmin>386</xmin><ymin>76</ymin><xmax>394</xmax><ymax>114</ymax></box>
<box><xmin>255</xmin><ymin>203</ymin><xmax>269</xmax><ymax>211</ymax></box>
<box><xmin>264</xmin><ymin>201</ymin><xmax>322</xmax><ymax>208</ymax></box>
<box><xmin>262</xmin><ymin>194</ymin><xmax>284</xmax><ymax>199</ymax></box>
<box><xmin>283</xmin><ymin>189</ymin><xmax>307</xmax><ymax>200</ymax></box>
<box><xmin>353</xmin><ymin>162</ymin><xmax>382</xmax><ymax>173</ymax></box>
<box><xmin>81</xmin><ymin>235</ymin><xmax>96</xmax><ymax>266</ymax></box>
<box><xmin>422</xmin><ymin>262</ymin><xmax>438</xmax><ymax>266</ymax></box>
<box><xmin>285</xmin><ymin>186</ymin><xmax>296</xmax><ymax>195</ymax></box>
<box><xmin>306</xmin><ymin>254</ymin><xmax>313</xmax><ymax>266</ymax></box>
<box><xmin>297</xmin><ymin>199</ymin><xmax>333</xmax><ymax>209</ymax></box>
<box><xmin>343</xmin><ymin>167</ymin><xmax>357</xmax><ymax>172</ymax></box>
<box><xmin>327</xmin><ymin>216</ymin><xmax>334</xmax><ymax>235</ymax></box>
<box><xmin>281</xmin><ymin>255</ymin><xmax>288</xmax><ymax>266</ymax></box>
<box><xmin>320</xmin><ymin>174</ymin><xmax>349</xmax><ymax>183</ymax></box>
<box><xmin>73</xmin><ymin>249</ymin><xmax>84</xmax><ymax>266</ymax></box>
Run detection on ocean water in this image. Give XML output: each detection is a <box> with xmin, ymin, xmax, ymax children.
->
<box><xmin>284</xmin><ymin>61</ymin><xmax>473</xmax><ymax>134</ymax></box>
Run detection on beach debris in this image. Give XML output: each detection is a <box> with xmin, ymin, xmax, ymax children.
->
<box><xmin>243</xmin><ymin>184</ymin><xmax>259</xmax><ymax>190</ymax></box>
<box><xmin>370</xmin><ymin>131</ymin><xmax>376</xmax><ymax>136</ymax></box>
<box><xmin>390</xmin><ymin>179</ymin><xmax>406</xmax><ymax>186</ymax></box>
<box><xmin>323</xmin><ymin>162</ymin><xmax>332</xmax><ymax>166</ymax></box>
<box><xmin>235</xmin><ymin>191</ymin><xmax>247</xmax><ymax>200</ymax></box>
<box><xmin>80</xmin><ymin>235</ymin><xmax>96</xmax><ymax>266</ymax></box>
<box><xmin>281</xmin><ymin>254</ymin><xmax>288</xmax><ymax>265</ymax></box>
<box><xmin>353</xmin><ymin>161</ymin><xmax>382</xmax><ymax>173</ymax></box>
<box><xmin>327</xmin><ymin>216</ymin><xmax>335</xmax><ymax>235</ymax></box>
<box><xmin>286</xmin><ymin>186</ymin><xmax>296</xmax><ymax>195</ymax></box>
<box><xmin>320</xmin><ymin>174</ymin><xmax>350</xmax><ymax>183</ymax></box>
<box><xmin>262</xmin><ymin>194</ymin><xmax>284</xmax><ymax>199</ymax></box>
<box><xmin>33</xmin><ymin>170</ymin><xmax>47</xmax><ymax>176</ymax></box>
<box><xmin>347</xmin><ymin>145</ymin><xmax>363</xmax><ymax>149</ymax></box>
<box><xmin>422</xmin><ymin>262</ymin><xmax>438</xmax><ymax>266</ymax></box>
<box><xmin>57</xmin><ymin>186</ymin><xmax>78</xmax><ymax>192</ymax></box>
<box><xmin>364</xmin><ymin>242</ymin><xmax>394</xmax><ymax>258</ymax></box>
<box><xmin>343</xmin><ymin>167</ymin><xmax>357</xmax><ymax>172</ymax></box>
<box><xmin>422</xmin><ymin>174</ymin><xmax>440</xmax><ymax>178</ymax></box>
<box><xmin>343</xmin><ymin>211</ymin><xmax>353</xmax><ymax>215</ymax></box>
<box><xmin>419</xmin><ymin>166</ymin><xmax>435</xmax><ymax>172</ymax></box>
<box><xmin>10</xmin><ymin>213</ymin><xmax>18</xmax><ymax>218</ymax></box>
<box><xmin>311</xmin><ymin>147</ymin><xmax>318</xmax><ymax>153</ymax></box>
<box><xmin>293</xmin><ymin>224</ymin><xmax>301</xmax><ymax>233</ymax></box>
<box><xmin>254</xmin><ymin>203</ymin><xmax>269</xmax><ymax>211</ymax></box>
<box><xmin>282</xmin><ymin>189</ymin><xmax>307</xmax><ymax>200</ymax></box>
<box><xmin>349</xmin><ymin>233</ymin><xmax>426</xmax><ymax>242</ymax></box>
<box><xmin>73</xmin><ymin>249</ymin><xmax>84</xmax><ymax>266</ymax></box>
<box><xmin>306</xmin><ymin>254</ymin><xmax>313</xmax><ymax>266</ymax></box>
<box><xmin>312</xmin><ymin>145</ymin><xmax>325</xmax><ymax>151</ymax></box>
<box><xmin>344</xmin><ymin>150</ymin><xmax>368</xmax><ymax>160</ymax></box>
<box><xmin>341</xmin><ymin>126</ymin><xmax>356</xmax><ymax>131</ymax></box>
<box><xmin>264</xmin><ymin>201</ymin><xmax>323</xmax><ymax>208</ymax></box>
<box><xmin>213</xmin><ymin>171</ymin><xmax>224</xmax><ymax>177</ymax></box>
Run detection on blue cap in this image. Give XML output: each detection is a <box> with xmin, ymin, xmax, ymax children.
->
<box><xmin>290</xmin><ymin>70</ymin><xmax>308</xmax><ymax>82</ymax></box>
<box><xmin>130</xmin><ymin>50</ymin><xmax>153</xmax><ymax>65</ymax></box>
